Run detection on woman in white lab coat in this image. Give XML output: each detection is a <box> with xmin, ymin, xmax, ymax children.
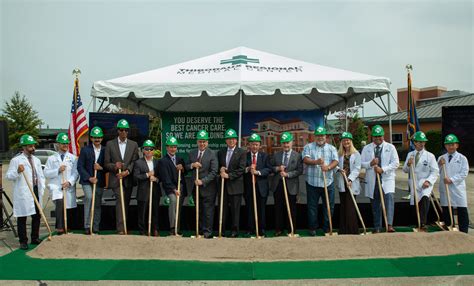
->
<box><xmin>402</xmin><ymin>131</ymin><xmax>439</xmax><ymax>231</ymax></box>
<box><xmin>437</xmin><ymin>134</ymin><xmax>469</xmax><ymax>233</ymax></box>
<box><xmin>335</xmin><ymin>132</ymin><xmax>361</xmax><ymax>234</ymax></box>
<box><xmin>6</xmin><ymin>134</ymin><xmax>46</xmax><ymax>249</ymax></box>
<box><xmin>43</xmin><ymin>133</ymin><xmax>79</xmax><ymax>234</ymax></box>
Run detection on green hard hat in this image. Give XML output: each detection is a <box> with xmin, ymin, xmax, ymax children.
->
<box><xmin>56</xmin><ymin>132</ymin><xmax>70</xmax><ymax>144</ymax></box>
<box><xmin>117</xmin><ymin>119</ymin><xmax>130</xmax><ymax>129</ymax></box>
<box><xmin>90</xmin><ymin>126</ymin><xmax>104</xmax><ymax>138</ymax></box>
<box><xmin>371</xmin><ymin>125</ymin><xmax>385</xmax><ymax>136</ymax></box>
<box><xmin>248</xmin><ymin>133</ymin><xmax>261</xmax><ymax>142</ymax></box>
<box><xmin>413</xmin><ymin>131</ymin><xmax>428</xmax><ymax>142</ymax></box>
<box><xmin>142</xmin><ymin>139</ymin><xmax>155</xmax><ymax>148</ymax></box>
<box><xmin>341</xmin><ymin>132</ymin><xmax>353</xmax><ymax>140</ymax></box>
<box><xmin>196</xmin><ymin>130</ymin><xmax>209</xmax><ymax>140</ymax></box>
<box><xmin>444</xmin><ymin>134</ymin><xmax>459</xmax><ymax>144</ymax></box>
<box><xmin>314</xmin><ymin>126</ymin><xmax>327</xmax><ymax>135</ymax></box>
<box><xmin>166</xmin><ymin>136</ymin><xmax>179</xmax><ymax>146</ymax></box>
<box><xmin>19</xmin><ymin>134</ymin><xmax>37</xmax><ymax>146</ymax></box>
<box><xmin>280</xmin><ymin>132</ymin><xmax>293</xmax><ymax>143</ymax></box>
<box><xmin>224</xmin><ymin>128</ymin><xmax>238</xmax><ymax>139</ymax></box>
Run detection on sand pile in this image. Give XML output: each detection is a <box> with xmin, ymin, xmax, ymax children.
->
<box><xmin>28</xmin><ymin>231</ymin><xmax>474</xmax><ymax>262</ymax></box>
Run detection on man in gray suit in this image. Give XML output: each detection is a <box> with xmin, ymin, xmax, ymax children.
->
<box><xmin>186</xmin><ymin>130</ymin><xmax>218</xmax><ymax>239</ymax></box>
<box><xmin>218</xmin><ymin>128</ymin><xmax>246</xmax><ymax>238</ymax></box>
<box><xmin>270</xmin><ymin>132</ymin><xmax>303</xmax><ymax>236</ymax></box>
<box><xmin>104</xmin><ymin>119</ymin><xmax>139</xmax><ymax>234</ymax></box>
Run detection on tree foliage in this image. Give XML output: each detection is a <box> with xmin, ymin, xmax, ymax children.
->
<box><xmin>1</xmin><ymin>91</ymin><xmax>43</xmax><ymax>151</ymax></box>
<box><xmin>334</xmin><ymin>107</ymin><xmax>367</xmax><ymax>151</ymax></box>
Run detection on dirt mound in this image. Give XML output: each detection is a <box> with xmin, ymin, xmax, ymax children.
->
<box><xmin>28</xmin><ymin>231</ymin><xmax>474</xmax><ymax>262</ymax></box>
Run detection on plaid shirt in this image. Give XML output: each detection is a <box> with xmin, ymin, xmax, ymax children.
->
<box><xmin>302</xmin><ymin>142</ymin><xmax>338</xmax><ymax>187</ymax></box>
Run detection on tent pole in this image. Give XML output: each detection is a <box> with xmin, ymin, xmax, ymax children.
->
<box><xmin>238</xmin><ymin>90</ymin><xmax>243</xmax><ymax>148</ymax></box>
<box><xmin>345</xmin><ymin>101</ymin><xmax>348</xmax><ymax>132</ymax></box>
<box><xmin>93</xmin><ymin>97</ymin><xmax>97</xmax><ymax>112</ymax></box>
<box><xmin>387</xmin><ymin>92</ymin><xmax>393</xmax><ymax>143</ymax></box>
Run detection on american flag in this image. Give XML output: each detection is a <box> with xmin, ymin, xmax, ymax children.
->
<box><xmin>406</xmin><ymin>71</ymin><xmax>420</xmax><ymax>152</ymax></box>
<box><xmin>68</xmin><ymin>78</ymin><xmax>89</xmax><ymax>156</ymax></box>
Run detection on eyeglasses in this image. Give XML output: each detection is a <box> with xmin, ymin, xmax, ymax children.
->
<box><xmin>118</xmin><ymin>129</ymin><xmax>128</xmax><ymax>132</ymax></box>
<box><xmin>143</xmin><ymin>148</ymin><xmax>154</xmax><ymax>151</ymax></box>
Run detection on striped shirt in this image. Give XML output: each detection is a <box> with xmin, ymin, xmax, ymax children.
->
<box><xmin>302</xmin><ymin>142</ymin><xmax>338</xmax><ymax>187</ymax></box>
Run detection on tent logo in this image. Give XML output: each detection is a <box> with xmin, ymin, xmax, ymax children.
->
<box><xmin>220</xmin><ymin>55</ymin><xmax>260</xmax><ymax>65</ymax></box>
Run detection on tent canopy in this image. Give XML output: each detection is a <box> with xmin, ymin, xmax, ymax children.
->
<box><xmin>91</xmin><ymin>47</ymin><xmax>391</xmax><ymax>113</ymax></box>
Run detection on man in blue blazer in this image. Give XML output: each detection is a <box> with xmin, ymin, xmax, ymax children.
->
<box><xmin>158</xmin><ymin>136</ymin><xmax>187</xmax><ymax>235</ymax></box>
<box><xmin>244</xmin><ymin>133</ymin><xmax>272</xmax><ymax>237</ymax></box>
<box><xmin>77</xmin><ymin>126</ymin><xmax>105</xmax><ymax>234</ymax></box>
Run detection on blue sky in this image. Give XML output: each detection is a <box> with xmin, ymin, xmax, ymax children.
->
<box><xmin>1</xmin><ymin>0</ymin><xmax>472</xmax><ymax>127</ymax></box>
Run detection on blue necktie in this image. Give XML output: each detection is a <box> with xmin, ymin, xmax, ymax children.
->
<box><xmin>60</xmin><ymin>154</ymin><xmax>65</xmax><ymax>161</ymax></box>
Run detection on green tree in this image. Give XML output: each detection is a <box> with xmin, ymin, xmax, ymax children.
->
<box><xmin>334</xmin><ymin>107</ymin><xmax>367</xmax><ymax>151</ymax></box>
<box><xmin>0</xmin><ymin>91</ymin><xmax>43</xmax><ymax>151</ymax></box>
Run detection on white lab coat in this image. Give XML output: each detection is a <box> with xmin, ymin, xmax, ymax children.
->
<box><xmin>402</xmin><ymin>149</ymin><xmax>439</xmax><ymax>205</ymax></box>
<box><xmin>6</xmin><ymin>153</ymin><xmax>46</xmax><ymax>217</ymax></box>
<box><xmin>43</xmin><ymin>152</ymin><xmax>79</xmax><ymax>209</ymax></box>
<box><xmin>335</xmin><ymin>152</ymin><xmax>361</xmax><ymax>195</ymax></box>
<box><xmin>437</xmin><ymin>152</ymin><xmax>469</xmax><ymax>208</ymax></box>
<box><xmin>360</xmin><ymin>141</ymin><xmax>400</xmax><ymax>199</ymax></box>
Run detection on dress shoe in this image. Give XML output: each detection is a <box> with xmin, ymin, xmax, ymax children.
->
<box><xmin>117</xmin><ymin>231</ymin><xmax>125</xmax><ymax>235</ymax></box>
<box><xmin>203</xmin><ymin>233</ymin><xmax>213</xmax><ymax>239</ymax></box>
<box><xmin>30</xmin><ymin>238</ymin><xmax>42</xmax><ymax>245</ymax></box>
<box><xmin>372</xmin><ymin>229</ymin><xmax>381</xmax><ymax>234</ymax></box>
<box><xmin>56</xmin><ymin>229</ymin><xmax>65</xmax><ymax>235</ymax></box>
<box><xmin>260</xmin><ymin>230</ymin><xmax>266</xmax><ymax>237</ymax></box>
<box><xmin>308</xmin><ymin>230</ymin><xmax>317</xmax><ymax>236</ymax></box>
<box><xmin>387</xmin><ymin>226</ymin><xmax>396</xmax><ymax>233</ymax></box>
<box><xmin>231</xmin><ymin>231</ymin><xmax>239</xmax><ymax>238</ymax></box>
<box><xmin>153</xmin><ymin>230</ymin><xmax>160</xmax><ymax>237</ymax></box>
<box><xmin>84</xmin><ymin>229</ymin><xmax>91</xmax><ymax>235</ymax></box>
<box><xmin>274</xmin><ymin>230</ymin><xmax>282</xmax><ymax>237</ymax></box>
<box><xmin>20</xmin><ymin>243</ymin><xmax>29</xmax><ymax>250</ymax></box>
<box><xmin>419</xmin><ymin>226</ymin><xmax>428</xmax><ymax>232</ymax></box>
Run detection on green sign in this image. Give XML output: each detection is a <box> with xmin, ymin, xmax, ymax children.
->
<box><xmin>220</xmin><ymin>55</ymin><xmax>260</xmax><ymax>65</ymax></box>
<box><xmin>161</xmin><ymin>112</ymin><xmax>238</xmax><ymax>158</ymax></box>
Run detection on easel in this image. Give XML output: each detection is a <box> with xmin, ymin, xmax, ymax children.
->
<box><xmin>0</xmin><ymin>163</ymin><xmax>18</xmax><ymax>237</ymax></box>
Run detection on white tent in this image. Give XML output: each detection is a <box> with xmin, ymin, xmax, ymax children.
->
<box><xmin>91</xmin><ymin>47</ymin><xmax>392</xmax><ymax>141</ymax></box>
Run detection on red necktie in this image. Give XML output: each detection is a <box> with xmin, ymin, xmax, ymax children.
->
<box><xmin>252</xmin><ymin>154</ymin><xmax>256</xmax><ymax>165</ymax></box>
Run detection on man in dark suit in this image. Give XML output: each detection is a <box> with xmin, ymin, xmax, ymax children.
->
<box><xmin>133</xmin><ymin>140</ymin><xmax>160</xmax><ymax>236</ymax></box>
<box><xmin>186</xmin><ymin>130</ymin><xmax>218</xmax><ymax>239</ymax></box>
<box><xmin>77</xmin><ymin>126</ymin><xmax>106</xmax><ymax>235</ymax></box>
<box><xmin>217</xmin><ymin>128</ymin><xmax>246</xmax><ymax>238</ymax></box>
<box><xmin>104</xmin><ymin>119</ymin><xmax>139</xmax><ymax>234</ymax></box>
<box><xmin>270</xmin><ymin>132</ymin><xmax>303</xmax><ymax>236</ymax></box>
<box><xmin>244</xmin><ymin>133</ymin><xmax>272</xmax><ymax>237</ymax></box>
<box><xmin>158</xmin><ymin>136</ymin><xmax>187</xmax><ymax>235</ymax></box>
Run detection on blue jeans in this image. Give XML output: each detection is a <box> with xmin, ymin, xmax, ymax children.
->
<box><xmin>371</xmin><ymin>186</ymin><xmax>394</xmax><ymax>231</ymax></box>
<box><xmin>306</xmin><ymin>182</ymin><xmax>335</xmax><ymax>232</ymax></box>
<box><xmin>82</xmin><ymin>184</ymin><xmax>104</xmax><ymax>231</ymax></box>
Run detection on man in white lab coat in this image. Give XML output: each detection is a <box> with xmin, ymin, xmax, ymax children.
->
<box><xmin>44</xmin><ymin>133</ymin><xmax>79</xmax><ymax>234</ymax></box>
<box><xmin>438</xmin><ymin>134</ymin><xmax>470</xmax><ymax>233</ymax></box>
<box><xmin>6</xmin><ymin>134</ymin><xmax>46</xmax><ymax>250</ymax></box>
<box><xmin>361</xmin><ymin>125</ymin><xmax>400</xmax><ymax>233</ymax></box>
<box><xmin>402</xmin><ymin>131</ymin><xmax>439</xmax><ymax>231</ymax></box>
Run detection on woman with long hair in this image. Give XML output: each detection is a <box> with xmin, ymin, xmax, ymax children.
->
<box><xmin>336</xmin><ymin>132</ymin><xmax>361</xmax><ymax>234</ymax></box>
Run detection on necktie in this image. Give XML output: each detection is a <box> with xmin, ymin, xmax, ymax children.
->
<box><xmin>171</xmin><ymin>156</ymin><xmax>176</xmax><ymax>166</ymax></box>
<box><xmin>60</xmin><ymin>154</ymin><xmax>65</xmax><ymax>161</ymax></box>
<box><xmin>226</xmin><ymin>149</ymin><xmax>233</xmax><ymax>168</ymax></box>
<box><xmin>448</xmin><ymin>154</ymin><xmax>453</xmax><ymax>163</ymax></box>
<box><xmin>252</xmin><ymin>154</ymin><xmax>256</xmax><ymax>165</ymax></box>
<box><xmin>283</xmin><ymin>152</ymin><xmax>289</xmax><ymax>167</ymax></box>
<box><xmin>197</xmin><ymin>151</ymin><xmax>202</xmax><ymax>162</ymax></box>
<box><xmin>375</xmin><ymin>146</ymin><xmax>382</xmax><ymax>165</ymax></box>
<box><xmin>27</xmin><ymin>155</ymin><xmax>37</xmax><ymax>186</ymax></box>
<box><xmin>415</xmin><ymin>151</ymin><xmax>420</xmax><ymax>166</ymax></box>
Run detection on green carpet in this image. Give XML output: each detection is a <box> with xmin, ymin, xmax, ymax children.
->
<box><xmin>1</xmin><ymin>226</ymin><xmax>472</xmax><ymax>281</ymax></box>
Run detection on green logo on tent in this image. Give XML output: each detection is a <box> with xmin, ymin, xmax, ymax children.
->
<box><xmin>220</xmin><ymin>55</ymin><xmax>260</xmax><ymax>65</ymax></box>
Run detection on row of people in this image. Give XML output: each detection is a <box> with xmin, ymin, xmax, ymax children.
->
<box><xmin>6</xmin><ymin>119</ymin><xmax>469</xmax><ymax>249</ymax></box>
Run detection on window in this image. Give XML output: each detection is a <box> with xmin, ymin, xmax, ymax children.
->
<box><xmin>392</xmin><ymin>133</ymin><xmax>403</xmax><ymax>143</ymax></box>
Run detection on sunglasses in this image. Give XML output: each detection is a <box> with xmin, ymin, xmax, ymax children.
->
<box><xmin>143</xmin><ymin>148</ymin><xmax>154</xmax><ymax>151</ymax></box>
